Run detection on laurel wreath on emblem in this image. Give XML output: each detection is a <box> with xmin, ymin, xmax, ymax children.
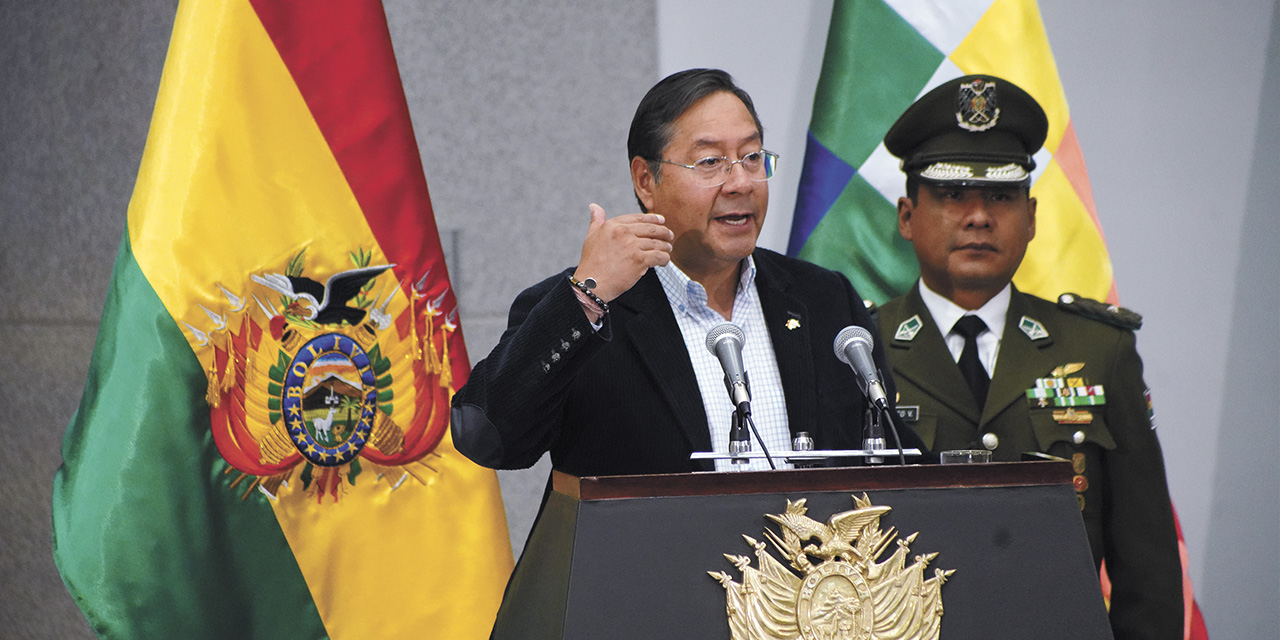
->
<box><xmin>189</xmin><ymin>247</ymin><xmax>459</xmax><ymax>503</ymax></box>
<box><xmin>709</xmin><ymin>494</ymin><xmax>953</xmax><ymax>640</ymax></box>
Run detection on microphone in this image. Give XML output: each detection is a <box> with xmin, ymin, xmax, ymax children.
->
<box><xmin>706</xmin><ymin>323</ymin><xmax>753</xmax><ymax>461</ymax></box>
<box><xmin>834</xmin><ymin>325</ymin><xmax>889</xmax><ymax>410</ymax></box>
<box><xmin>705</xmin><ymin>323</ymin><xmax>751</xmax><ymax>413</ymax></box>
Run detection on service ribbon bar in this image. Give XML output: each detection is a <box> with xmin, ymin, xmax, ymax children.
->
<box><xmin>1027</xmin><ymin>384</ymin><xmax>1105</xmax><ymax>399</ymax></box>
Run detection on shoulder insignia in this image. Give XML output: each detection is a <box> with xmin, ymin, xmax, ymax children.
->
<box><xmin>1145</xmin><ymin>388</ymin><xmax>1158</xmax><ymax>430</ymax></box>
<box><xmin>1057</xmin><ymin>293</ymin><xmax>1142</xmax><ymax>330</ymax></box>
<box><xmin>895</xmin><ymin>315</ymin><xmax>923</xmax><ymax>341</ymax></box>
<box><xmin>1018</xmin><ymin>315</ymin><xmax>1049</xmax><ymax>340</ymax></box>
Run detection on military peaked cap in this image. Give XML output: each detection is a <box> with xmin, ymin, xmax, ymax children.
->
<box><xmin>885</xmin><ymin>74</ymin><xmax>1048</xmax><ymax>186</ymax></box>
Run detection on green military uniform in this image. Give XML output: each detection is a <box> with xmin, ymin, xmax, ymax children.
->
<box><xmin>879</xmin><ymin>284</ymin><xmax>1183</xmax><ymax>639</ymax></box>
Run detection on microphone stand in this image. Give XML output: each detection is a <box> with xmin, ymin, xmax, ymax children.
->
<box><xmin>862</xmin><ymin>405</ymin><xmax>887</xmax><ymax>465</ymax></box>
<box><xmin>727</xmin><ymin>404</ymin><xmax>775</xmax><ymax>470</ymax></box>
<box><xmin>867</xmin><ymin>402</ymin><xmax>908</xmax><ymax>466</ymax></box>
<box><xmin>728</xmin><ymin>409</ymin><xmax>750</xmax><ymax>467</ymax></box>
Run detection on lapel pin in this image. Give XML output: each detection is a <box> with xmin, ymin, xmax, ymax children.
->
<box><xmin>895</xmin><ymin>315</ymin><xmax>922</xmax><ymax>341</ymax></box>
<box><xmin>1019</xmin><ymin>315</ymin><xmax>1048</xmax><ymax>340</ymax></box>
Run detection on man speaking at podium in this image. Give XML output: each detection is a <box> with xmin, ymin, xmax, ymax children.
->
<box><xmin>875</xmin><ymin>75</ymin><xmax>1182</xmax><ymax>638</ymax></box>
<box><xmin>452</xmin><ymin>68</ymin><xmax>923</xmax><ymax>478</ymax></box>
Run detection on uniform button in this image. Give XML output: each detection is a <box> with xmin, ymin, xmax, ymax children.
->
<box><xmin>981</xmin><ymin>433</ymin><xmax>999</xmax><ymax>450</ymax></box>
<box><xmin>541</xmin><ymin>361</ymin><xmax>550</xmax><ymax>373</ymax></box>
<box><xmin>571</xmin><ymin>328</ymin><xmax>582</xmax><ymax>340</ymax></box>
<box><xmin>561</xmin><ymin>340</ymin><xmax>571</xmax><ymax>350</ymax></box>
<box><xmin>550</xmin><ymin>352</ymin><xmax>561</xmax><ymax>362</ymax></box>
<box><xmin>1072</xmin><ymin>430</ymin><xmax>1086</xmax><ymax>444</ymax></box>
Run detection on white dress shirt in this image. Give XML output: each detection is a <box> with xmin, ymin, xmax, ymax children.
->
<box><xmin>917</xmin><ymin>280</ymin><xmax>1012</xmax><ymax>377</ymax></box>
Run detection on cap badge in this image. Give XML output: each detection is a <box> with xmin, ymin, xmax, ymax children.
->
<box><xmin>956</xmin><ymin>78</ymin><xmax>1000</xmax><ymax>132</ymax></box>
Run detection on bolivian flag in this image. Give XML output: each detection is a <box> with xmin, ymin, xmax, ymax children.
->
<box><xmin>787</xmin><ymin>2</ymin><xmax>1208</xmax><ymax>638</ymax></box>
<box><xmin>51</xmin><ymin>1</ymin><xmax>512</xmax><ymax>638</ymax></box>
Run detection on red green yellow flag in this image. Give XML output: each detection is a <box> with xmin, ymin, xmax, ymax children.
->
<box><xmin>787</xmin><ymin>1</ymin><xmax>1207</xmax><ymax>637</ymax></box>
<box><xmin>51</xmin><ymin>1</ymin><xmax>513</xmax><ymax>638</ymax></box>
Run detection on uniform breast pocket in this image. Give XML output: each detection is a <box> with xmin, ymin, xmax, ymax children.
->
<box><xmin>1028</xmin><ymin>407</ymin><xmax>1114</xmax><ymax>551</ymax></box>
<box><xmin>1029</xmin><ymin>408</ymin><xmax>1116</xmax><ymax>453</ymax></box>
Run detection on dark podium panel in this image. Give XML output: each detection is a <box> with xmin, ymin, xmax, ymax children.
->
<box><xmin>492</xmin><ymin>462</ymin><xmax>1112</xmax><ymax>640</ymax></box>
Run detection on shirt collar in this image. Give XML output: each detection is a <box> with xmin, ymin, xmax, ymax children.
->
<box><xmin>917</xmin><ymin>279</ymin><xmax>1011</xmax><ymax>338</ymax></box>
<box><xmin>655</xmin><ymin>255</ymin><xmax>756</xmax><ymax>315</ymax></box>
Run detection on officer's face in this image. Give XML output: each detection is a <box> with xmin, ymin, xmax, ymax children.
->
<box><xmin>632</xmin><ymin>91</ymin><xmax>767</xmax><ymax>280</ymax></box>
<box><xmin>897</xmin><ymin>183</ymin><xmax>1036</xmax><ymax>308</ymax></box>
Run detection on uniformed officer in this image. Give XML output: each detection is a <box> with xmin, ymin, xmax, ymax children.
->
<box><xmin>876</xmin><ymin>75</ymin><xmax>1183</xmax><ymax>639</ymax></box>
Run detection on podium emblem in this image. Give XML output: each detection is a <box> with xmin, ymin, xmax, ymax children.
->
<box><xmin>709</xmin><ymin>494</ymin><xmax>952</xmax><ymax>640</ymax></box>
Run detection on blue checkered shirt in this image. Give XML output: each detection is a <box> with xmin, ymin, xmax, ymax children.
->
<box><xmin>654</xmin><ymin>257</ymin><xmax>793</xmax><ymax>471</ymax></box>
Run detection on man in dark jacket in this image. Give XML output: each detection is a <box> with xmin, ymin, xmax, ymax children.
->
<box><xmin>451</xmin><ymin>68</ymin><xmax>923</xmax><ymax>477</ymax></box>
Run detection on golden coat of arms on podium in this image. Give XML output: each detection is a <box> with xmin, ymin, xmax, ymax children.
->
<box><xmin>709</xmin><ymin>494</ymin><xmax>953</xmax><ymax>640</ymax></box>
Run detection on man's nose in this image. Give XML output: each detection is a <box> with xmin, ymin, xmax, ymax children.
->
<box><xmin>961</xmin><ymin>197</ymin><xmax>994</xmax><ymax>227</ymax></box>
<box><xmin>721</xmin><ymin>160</ymin><xmax>755</xmax><ymax>193</ymax></box>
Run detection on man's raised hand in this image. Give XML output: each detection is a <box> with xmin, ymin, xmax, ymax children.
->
<box><xmin>572</xmin><ymin>203</ymin><xmax>673</xmax><ymax>303</ymax></box>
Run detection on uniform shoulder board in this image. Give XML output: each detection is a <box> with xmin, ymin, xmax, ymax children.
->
<box><xmin>1056</xmin><ymin>293</ymin><xmax>1142</xmax><ymax>330</ymax></box>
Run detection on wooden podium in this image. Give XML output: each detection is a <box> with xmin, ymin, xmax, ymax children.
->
<box><xmin>491</xmin><ymin>462</ymin><xmax>1112</xmax><ymax>639</ymax></box>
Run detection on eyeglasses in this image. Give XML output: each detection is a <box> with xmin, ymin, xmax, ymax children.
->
<box><xmin>659</xmin><ymin>150</ymin><xmax>779</xmax><ymax>188</ymax></box>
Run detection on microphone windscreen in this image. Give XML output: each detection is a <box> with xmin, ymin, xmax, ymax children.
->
<box><xmin>705</xmin><ymin>322</ymin><xmax>746</xmax><ymax>355</ymax></box>
<box><xmin>833</xmin><ymin>325</ymin><xmax>874</xmax><ymax>365</ymax></box>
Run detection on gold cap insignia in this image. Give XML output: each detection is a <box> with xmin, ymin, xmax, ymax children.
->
<box><xmin>957</xmin><ymin>78</ymin><xmax>999</xmax><ymax>132</ymax></box>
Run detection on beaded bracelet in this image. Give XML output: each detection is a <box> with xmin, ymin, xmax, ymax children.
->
<box><xmin>568</xmin><ymin>275</ymin><xmax>609</xmax><ymax>315</ymax></box>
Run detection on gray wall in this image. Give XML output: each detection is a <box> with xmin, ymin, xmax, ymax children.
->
<box><xmin>3</xmin><ymin>1</ymin><xmax>1275</xmax><ymax>638</ymax></box>
<box><xmin>2</xmin><ymin>2</ymin><xmax>177</xmax><ymax>638</ymax></box>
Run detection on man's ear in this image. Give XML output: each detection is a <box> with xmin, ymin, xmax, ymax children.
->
<box><xmin>1027</xmin><ymin>196</ymin><xmax>1037</xmax><ymax>242</ymax></box>
<box><xmin>631</xmin><ymin>156</ymin><xmax>656</xmax><ymax>212</ymax></box>
<box><xmin>897</xmin><ymin>197</ymin><xmax>915</xmax><ymax>241</ymax></box>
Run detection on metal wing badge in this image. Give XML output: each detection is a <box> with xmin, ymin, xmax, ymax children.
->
<box><xmin>710</xmin><ymin>494</ymin><xmax>953</xmax><ymax>640</ymax></box>
<box><xmin>193</xmin><ymin>248</ymin><xmax>459</xmax><ymax>502</ymax></box>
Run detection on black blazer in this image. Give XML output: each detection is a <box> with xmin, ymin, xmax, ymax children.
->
<box><xmin>451</xmin><ymin>248</ymin><xmax>923</xmax><ymax>477</ymax></box>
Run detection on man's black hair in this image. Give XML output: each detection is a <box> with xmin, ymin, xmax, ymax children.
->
<box><xmin>627</xmin><ymin>69</ymin><xmax>763</xmax><ymax>211</ymax></box>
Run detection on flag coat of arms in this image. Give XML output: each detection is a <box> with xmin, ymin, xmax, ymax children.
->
<box><xmin>787</xmin><ymin>2</ymin><xmax>1208</xmax><ymax>638</ymax></box>
<box><xmin>51</xmin><ymin>1</ymin><xmax>513</xmax><ymax>638</ymax></box>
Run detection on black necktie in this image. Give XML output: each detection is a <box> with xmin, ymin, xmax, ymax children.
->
<box><xmin>953</xmin><ymin>315</ymin><xmax>990</xmax><ymax>408</ymax></box>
